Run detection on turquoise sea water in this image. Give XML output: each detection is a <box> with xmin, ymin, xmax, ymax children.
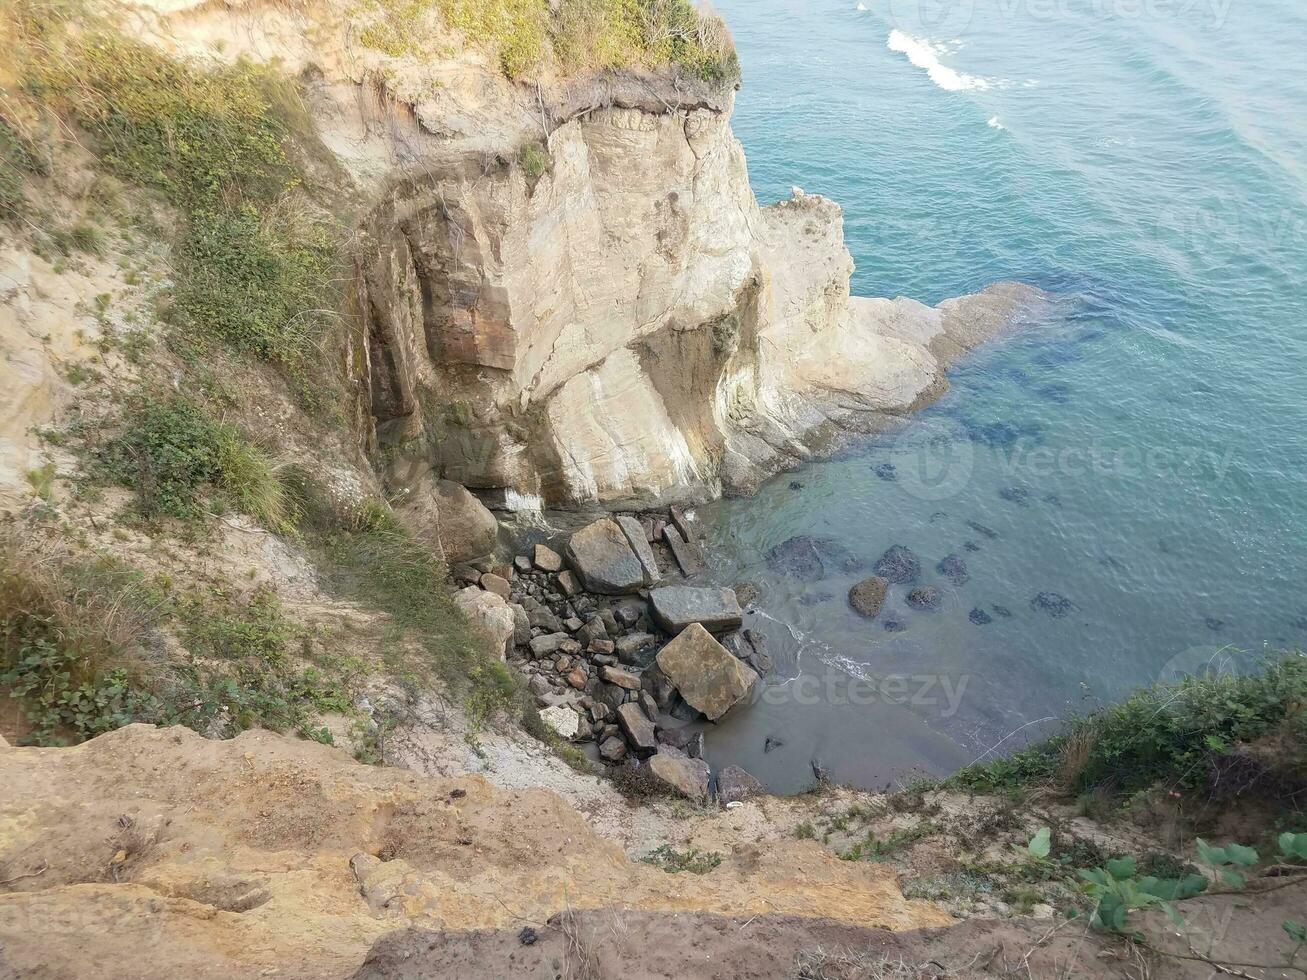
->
<box><xmin>697</xmin><ymin>0</ymin><xmax>1307</xmax><ymax>791</ymax></box>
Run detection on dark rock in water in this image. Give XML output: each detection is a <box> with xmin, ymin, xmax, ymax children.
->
<box><xmin>874</xmin><ymin>545</ymin><xmax>920</xmax><ymax>584</ymax></box>
<box><xmin>763</xmin><ymin>735</ymin><xmax>785</xmax><ymax>754</ymax></box>
<box><xmin>929</xmin><ymin>511</ymin><xmax>949</xmax><ymax>523</ymax></box>
<box><xmin>766</xmin><ymin>535</ymin><xmax>863</xmax><ymax>582</ymax></box>
<box><xmin>848</xmin><ymin>576</ymin><xmax>888</xmax><ymax>619</ymax></box>
<box><xmin>968</xmin><ymin>607</ymin><xmax>993</xmax><ymax>625</ymax></box>
<box><xmin>1098</xmin><ymin>555</ymin><xmax>1125</xmax><ymax>570</ymax></box>
<box><xmin>1204</xmin><ymin>617</ymin><xmax>1227</xmax><ymax>632</ymax></box>
<box><xmin>991</xmin><ymin>604</ymin><xmax>1013</xmax><ymax>618</ymax></box>
<box><xmin>765</xmin><ymin>536</ymin><xmax>824</xmax><ymax>581</ymax></box>
<box><xmin>873</xmin><ymin>462</ymin><xmax>897</xmax><ymax>481</ymax></box>
<box><xmin>1043</xmin><ymin>494</ymin><xmax>1062</xmax><ymax>507</ymax></box>
<box><xmin>966</xmin><ymin>521</ymin><xmax>999</xmax><ymax>539</ymax></box>
<box><xmin>936</xmin><ymin>554</ymin><xmax>969</xmax><ymax>585</ymax></box>
<box><xmin>789</xmin><ymin>480</ymin><xmax>805</xmax><ymax>491</ymax></box>
<box><xmin>999</xmin><ymin>486</ymin><xmax>1031</xmax><ymax>506</ymax></box>
<box><xmin>1157</xmin><ymin>538</ymin><xmax>1174</xmax><ymax>555</ymax></box>
<box><xmin>907</xmin><ymin>586</ymin><xmax>942</xmax><ymax>611</ymax></box>
<box><xmin>797</xmin><ymin>591</ymin><xmax>833</xmax><ymax>607</ymax></box>
<box><xmin>810</xmin><ymin>758</ymin><xmax>831</xmax><ymax>784</ymax></box>
<box><xmin>1031</xmin><ymin>592</ymin><xmax>1075</xmax><ymax>618</ymax></box>
<box><xmin>1292</xmin><ymin>617</ymin><xmax>1307</xmax><ymax>631</ymax></box>
<box><xmin>717</xmin><ymin>765</ymin><xmax>765</xmax><ymax>805</ymax></box>
<box><xmin>963</xmin><ymin>540</ymin><xmax>981</xmax><ymax>552</ymax></box>
<box><xmin>882</xmin><ymin>616</ymin><xmax>907</xmax><ymax>633</ymax></box>
<box><xmin>1037</xmin><ymin>383</ymin><xmax>1072</xmax><ymax>404</ymax></box>
<box><xmin>968</xmin><ymin>420</ymin><xmax>1023</xmax><ymax>449</ymax></box>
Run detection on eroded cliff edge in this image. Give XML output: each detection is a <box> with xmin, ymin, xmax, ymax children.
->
<box><xmin>123</xmin><ymin>0</ymin><xmax>1048</xmax><ymax>513</ymax></box>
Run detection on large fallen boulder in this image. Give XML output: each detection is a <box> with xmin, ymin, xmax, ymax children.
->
<box><xmin>717</xmin><ymin>765</ymin><xmax>765</xmax><ymax>805</ymax></box>
<box><xmin>565</xmin><ymin>519</ymin><xmax>652</xmax><ymax>594</ymax></box>
<box><xmin>452</xmin><ymin>587</ymin><xmax>515</xmax><ymax>659</ymax></box>
<box><xmin>655</xmin><ymin>623</ymin><xmax>758</xmax><ymax>721</ymax></box>
<box><xmin>648</xmin><ymin>751</ymin><xmax>710</xmax><ymax>802</ymax></box>
<box><xmin>393</xmin><ymin>466</ymin><xmax>499</xmax><ymax>563</ymax></box>
<box><xmin>650</xmin><ymin>586</ymin><xmax>743</xmax><ymax>635</ymax></box>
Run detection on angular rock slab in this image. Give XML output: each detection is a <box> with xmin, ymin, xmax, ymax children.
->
<box><xmin>616</xmin><ymin>702</ymin><xmax>658</xmax><ymax>756</ymax></box>
<box><xmin>565</xmin><ymin>518</ymin><xmax>651</xmax><ymax>594</ymax></box>
<box><xmin>616</xmin><ymin>515</ymin><xmax>661</xmax><ymax>584</ymax></box>
<box><xmin>655</xmin><ymin>623</ymin><xmax>758</xmax><ymax>722</ymax></box>
<box><xmin>452</xmin><ymin>587</ymin><xmax>515</xmax><ymax>660</ymax></box>
<box><xmin>649</xmin><ymin>586</ymin><xmax>742</xmax><ymax>635</ymax></box>
<box><xmin>648</xmin><ymin>752</ymin><xmax>710</xmax><ymax>802</ymax></box>
<box><xmin>538</xmin><ymin>705</ymin><xmax>579</xmax><ymax>740</ymax></box>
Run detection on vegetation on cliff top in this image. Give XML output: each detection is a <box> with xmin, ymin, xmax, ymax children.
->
<box><xmin>359</xmin><ymin>0</ymin><xmax>739</xmax><ymax>82</ymax></box>
<box><xmin>953</xmin><ymin>654</ymin><xmax>1307</xmax><ymax>800</ymax></box>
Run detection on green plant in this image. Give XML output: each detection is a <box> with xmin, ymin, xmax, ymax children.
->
<box><xmin>640</xmin><ymin>844</ymin><xmax>722</xmax><ymax>875</ymax></box>
<box><xmin>0</xmin><ymin>116</ymin><xmax>46</xmax><ymax>220</ymax></box>
<box><xmin>954</xmin><ymin>655</ymin><xmax>1307</xmax><ymax>798</ymax></box>
<box><xmin>100</xmin><ymin>393</ymin><xmax>291</xmax><ymax>529</ymax></box>
<box><xmin>794</xmin><ymin>821</ymin><xmax>816</xmax><ymax>840</ymax></box>
<box><xmin>518</xmin><ymin>141</ymin><xmax>549</xmax><ymax>183</ymax></box>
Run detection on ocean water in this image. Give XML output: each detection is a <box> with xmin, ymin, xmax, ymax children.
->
<box><xmin>695</xmin><ymin>0</ymin><xmax>1307</xmax><ymax>792</ymax></box>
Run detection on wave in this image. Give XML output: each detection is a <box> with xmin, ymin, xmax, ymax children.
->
<box><xmin>886</xmin><ymin>30</ymin><xmax>1001</xmax><ymax>92</ymax></box>
<box><xmin>987</xmin><ymin>116</ymin><xmax>1006</xmax><ymax>130</ymax></box>
<box><xmin>855</xmin><ymin>2</ymin><xmax>868</xmax><ymax>10</ymax></box>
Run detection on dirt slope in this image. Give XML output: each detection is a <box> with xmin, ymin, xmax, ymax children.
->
<box><xmin>0</xmin><ymin>725</ymin><xmax>949</xmax><ymax>979</ymax></box>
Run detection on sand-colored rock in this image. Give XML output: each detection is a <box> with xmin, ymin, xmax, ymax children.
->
<box><xmin>0</xmin><ymin>726</ymin><xmax>950</xmax><ymax>978</ymax></box>
<box><xmin>656</xmin><ymin>623</ymin><xmax>758</xmax><ymax>721</ymax></box>
<box><xmin>452</xmin><ymin>587</ymin><xmax>514</xmax><ymax>660</ymax></box>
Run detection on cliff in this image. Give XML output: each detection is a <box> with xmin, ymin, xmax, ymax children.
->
<box><xmin>37</xmin><ymin>0</ymin><xmax>1045</xmax><ymax>514</ymax></box>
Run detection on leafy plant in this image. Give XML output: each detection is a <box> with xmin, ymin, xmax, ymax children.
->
<box><xmin>640</xmin><ymin>844</ymin><xmax>722</xmax><ymax>875</ymax></box>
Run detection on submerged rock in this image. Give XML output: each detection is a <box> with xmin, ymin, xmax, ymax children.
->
<box><xmin>991</xmin><ymin>604</ymin><xmax>1013</xmax><ymax>618</ymax></box>
<box><xmin>966</xmin><ymin>520</ymin><xmax>999</xmax><ymax>539</ymax></box>
<box><xmin>874</xmin><ymin>545</ymin><xmax>920</xmax><ymax>584</ymax></box>
<box><xmin>882</xmin><ymin>616</ymin><xmax>907</xmax><ymax>633</ymax></box>
<box><xmin>963</xmin><ymin>540</ymin><xmax>981</xmax><ymax>552</ymax></box>
<box><xmin>907</xmin><ymin>586</ymin><xmax>942</xmax><ymax>611</ymax></box>
<box><xmin>968</xmin><ymin>607</ymin><xmax>993</xmax><ymax>625</ymax></box>
<box><xmin>848</xmin><ymin>576</ymin><xmax>888</xmax><ymax>619</ymax></box>
<box><xmin>1031</xmin><ymin>592</ymin><xmax>1075</xmax><ymax>618</ymax></box>
<box><xmin>936</xmin><ymin>554</ymin><xmax>969</xmax><ymax>585</ymax></box>
<box><xmin>649</xmin><ymin>586</ymin><xmax>743</xmax><ymax>635</ymax></box>
<box><xmin>765</xmin><ymin>536</ymin><xmax>825</xmax><ymax>581</ymax></box>
<box><xmin>873</xmin><ymin>462</ymin><xmax>897</xmax><ymax>481</ymax></box>
<box><xmin>999</xmin><ymin>486</ymin><xmax>1031</xmax><ymax>506</ymax></box>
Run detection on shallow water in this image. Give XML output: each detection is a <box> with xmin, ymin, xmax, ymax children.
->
<box><xmin>695</xmin><ymin>0</ymin><xmax>1307</xmax><ymax>792</ymax></box>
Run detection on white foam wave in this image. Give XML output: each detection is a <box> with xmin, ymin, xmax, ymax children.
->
<box><xmin>987</xmin><ymin>116</ymin><xmax>1006</xmax><ymax>130</ymax></box>
<box><xmin>855</xmin><ymin>2</ymin><xmax>868</xmax><ymax>10</ymax></box>
<box><xmin>886</xmin><ymin>30</ymin><xmax>999</xmax><ymax>92</ymax></box>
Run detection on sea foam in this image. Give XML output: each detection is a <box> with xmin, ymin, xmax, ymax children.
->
<box><xmin>887</xmin><ymin>30</ymin><xmax>998</xmax><ymax>92</ymax></box>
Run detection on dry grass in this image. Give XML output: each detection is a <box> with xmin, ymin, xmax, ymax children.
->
<box><xmin>1056</xmin><ymin>725</ymin><xmax>1098</xmax><ymax>793</ymax></box>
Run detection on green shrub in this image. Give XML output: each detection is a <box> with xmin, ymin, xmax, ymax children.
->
<box><xmin>640</xmin><ymin>844</ymin><xmax>722</xmax><ymax>874</ymax></box>
<box><xmin>101</xmin><ymin>394</ymin><xmax>291</xmax><ymax>528</ymax></box>
<box><xmin>0</xmin><ymin>116</ymin><xmax>46</xmax><ymax>220</ymax></box>
<box><xmin>954</xmin><ymin>655</ymin><xmax>1307</xmax><ymax>797</ymax></box>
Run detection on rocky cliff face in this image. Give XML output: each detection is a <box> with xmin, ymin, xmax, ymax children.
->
<box><xmin>121</xmin><ymin>0</ymin><xmax>1045</xmax><ymax>513</ymax></box>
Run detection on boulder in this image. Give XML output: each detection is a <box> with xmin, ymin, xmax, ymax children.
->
<box><xmin>649</xmin><ymin>586</ymin><xmax>743</xmax><ymax>635</ymax></box>
<box><xmin>874</xmin><ymin>545</ymin><xmax>920</xmax><ymax>584</ymax></box>
<box><xmin>765</xmin><ymin>536</ymin><xmax>824</xmax><ymax>581</ymax></box>
<box><xmin>509</xmin><ymin>603</ymin><xmax>531</xmax><ymax>647</ymax></box>
<box><xmin>599</xmin><ymin>665</ymin><xmax>642</xmax><ymax>690</ymax></box>
<box><xmin>565</xmin><ymin>519</ymin><xmax>650</xmax><ymax>594</ymax></box>
<box><xmin>655</xmin><ymin>623</ymin><xmax>758</xmax><ymax>722</ymax></box>
<box><xmin>669</xmin><ymin>505</ymin><xmax>696</xmax><ymax>543</ymax></box>
<box><xmin>848</xmin><ymin>576</ymin><xmax>887</xmax><ymax>618</ymax></box>
<box><xmin>1032</xmin><ymin>592</ymin><xmax>1075</xmax><ymax>618</ymax></box>
<box><xmin>615</xmin><ymin>515</ymin><xmax>661</xmax><ymax>583</ymax></box>
<box><xmin>648</xmin><ymin>751</ymin><xmax>710</xmax><ymax>802</ymax></box>
<box><xmin>452</xmin><ymin>587</ymin><xmax>515</xmax><ymax>659</ymax></box>
<box><xmin>657</xmin><ymin>727</ymin><xmax>703</xmax><ymax>758</ymax></box>
<box><xmin>616</xmin><ymin>702</ymin><xmax>658</xmax><ymax>756</ymax></box>
<box><xmin>393</xmin><ymin>469</ymin><xmax>498</xmax><ymax>564</ymax></box>
<box><xmin>598</xmin><ymin>736</ymin><xmax>628</xmax><ymax>763</ymax></box>
<box><xmin>717</xmin><ymin>765</ymin><xmax>765</xmax><ymax>805</ymax></box>
<box><xmin>533</xmin><ymin>544</ymin><xmax>563</xmax><ymax>573</ymax></box>
<box><xmin>615</xmin><ymin>632</ymin><xmax>658</xmax><ymax>666</ymax></box>
<box><xmin>479</xmin><ymin>572</ymin><xmax>511</xmax><ymax>599</ymax></box>
<box><xmin>538</xmin><ymin>705</ymin><xmax>579</xmax><ymax>739</ymax></box>
<box><xmin>556</xmin><ymin>569</ymin><xmax>581</xmax><ymax>597</ymax></box>
<box><xmin>529</xmin><ymin>633</ymin><xmax>572</xmax><ymax>659</ymax></box>
<box><xmin>664</xmin><ymin>526</ymin><xmax>705</xmax><ymax>576</ymax></box>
